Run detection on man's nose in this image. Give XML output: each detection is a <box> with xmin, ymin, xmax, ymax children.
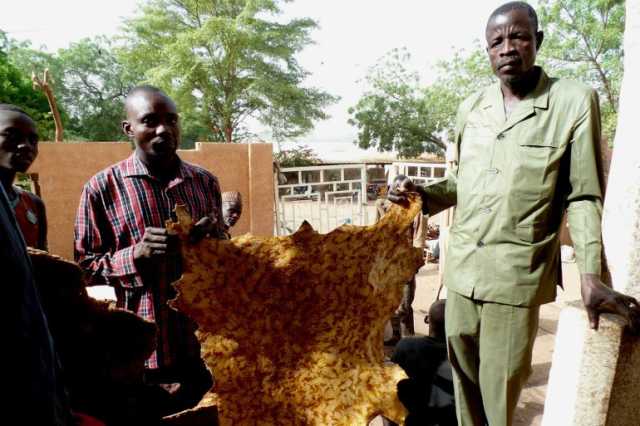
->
<box><xmin>157</xmin><ymin>124</ymin><xmax>168</xmax><ymax>134</ymax></box>
<box><xmin>500</xmin><ymin>39</ymin><xmax>516</xmax><ymax>55</ymax></box>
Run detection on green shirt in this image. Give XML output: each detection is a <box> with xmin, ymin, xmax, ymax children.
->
<box><xmin>424</xmin><ymin>68</ymin><xmax>603</xmax><ymax>306</ymax></box>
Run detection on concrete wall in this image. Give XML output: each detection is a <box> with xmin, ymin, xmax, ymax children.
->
<box><xmin>29</xmin><ymin>142</ymin><xmax>274</xmax><ymax>259</ymax></box>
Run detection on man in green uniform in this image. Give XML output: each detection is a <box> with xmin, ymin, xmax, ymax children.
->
<box><xmin>389</xmin><ymin>2</ymin><xmax>640</xmax><ymax>425</ymax></box>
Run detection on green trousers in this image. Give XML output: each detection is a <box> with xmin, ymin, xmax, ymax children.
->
<box><xmin>445</xmin><ymin>291</ymin><xmax>540</xmax><ymax>426</ymax></box>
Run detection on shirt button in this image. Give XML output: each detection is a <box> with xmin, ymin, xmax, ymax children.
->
<box><xmin>481</xmin><ymin>207</ymin><xmax>492</xmax><ymax>214</ymax></box>
<box><xmin>487</xmin><ymin>168</ymin><xmax>500</xmax><ymax>174</ymax></box>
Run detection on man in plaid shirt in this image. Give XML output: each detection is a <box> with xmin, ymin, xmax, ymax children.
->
<box><xmin>74</xmin><ymin>85</ymin><xmax>223</xmax><ymax>415</ymax></box>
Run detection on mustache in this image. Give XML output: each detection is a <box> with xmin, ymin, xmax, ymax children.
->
<box><xmin>498</xmin><ymin>58</ymin><xmax>522</xmax><ymax>69</ymax></box>
<box><xmin>151</xmin><ymin>136</ymin><xmax>175</xmax><ymax>145</ymax></box>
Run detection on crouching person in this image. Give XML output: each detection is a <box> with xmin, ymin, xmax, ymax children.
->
<box><xmin>384</xmin><ymin>300</ymin><xmax>456</xmax><ymax>426</ymax></box>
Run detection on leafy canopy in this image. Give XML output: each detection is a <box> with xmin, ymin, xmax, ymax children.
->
<box><xmin>537</xmin><ymin>0</ymin><xmax>624</xmax><ymax>140</ymax></box>
<box><xmin>348</xmin><ymin>47</ymin><xmax>494</xmax><ymax>158</ymax></box>
<box><xmin>274</xmin><ymin>144</ymin><xmax>319</xmax><ymax>167</ymax></box>
<box><xmin>0</xmin><ymin>32</ymin><xmax>57</xmax><ymax>140</ymax></box>
<box><xmin>7</xmin><ymin>36</ymin><xmax>140</xmax><ymax>141</ymax></box>
<box><xmin>120</xmin><ymin>0</ymin><xmax>337</xmax><ymax>143</ymax></box>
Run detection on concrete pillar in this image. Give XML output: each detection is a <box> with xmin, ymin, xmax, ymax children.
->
<box><xmin>542</xmin><ymin>2</ymin><xmax>640</xmax><ymax>424</ymax></box>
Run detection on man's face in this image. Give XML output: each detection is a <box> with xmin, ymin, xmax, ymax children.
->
<box><xmin>0</xmin><ymin>111</ymin><xmax>39</xmax><ymax>173</ymax></box>
<box><xmin>485</xmin><ymin>9</ymin><xmax>542</xmax><ymax>85</ymax></box>
<box><xmin>222</xmin><ymin>201</ymin><xmax>242</xmax><ymax>228</ymax></box>
<box><xmin>122</xmin><ymin>92</ymin><xmax>180</xmax><ymax>166</ymax></box>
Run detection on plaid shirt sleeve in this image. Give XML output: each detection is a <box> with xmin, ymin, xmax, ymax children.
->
<box><xmin>74</xmin><ymin>184</ymin><xmax>143</xmax><ymax>288</ymax></box>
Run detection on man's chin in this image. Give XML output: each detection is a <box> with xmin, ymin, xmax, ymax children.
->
<box><xmin>11</xmin><ymin>161</ymin><xmax>33</xmax><ymax>173</ymax></box>
<box><xmin>149</xmin><ymin>149</ymin><xmax>178</xmax><ymax>161</ymax></box>
<box><xmin>500</xmin><ymin>73</ymin><xmax>525</xmax><ymax>86</ymax></box>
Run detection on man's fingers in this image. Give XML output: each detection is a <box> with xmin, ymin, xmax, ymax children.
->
<box><xmin>189</xmin><ymin>218</ymin><xmax>213</xmax><ymax>243</ymax></box>
<box><xmin>193</xmin><ymin>217</ymin><xmax>212</xmax><ymax>227</ymax></box>
<box><xmin>387</xmin><ymin>192</ymin><xmax>409</xmax><ymax>204</ymax></box>
<box><xmin>586</xmin><ymin>308</ymin><xmax>600</xmax><ymax>330</ymax></box>
<box><xmin>145</xmin><ymin>226</ymin><xmax>168</xmax><ymax>235</ymax></box>
<box><xmin>628</xmin><ymin>309</ymin><xmax>640</xmax><ymax>335</ymax></box>
<box><xmin>627</xmin><ymin>297</ymin><xmax>640</xmax><ymax>309</ymax></box>
<box><xmin>145</xmin><ymin>242</ymin><xmax>168</xmax><ymax>250</ymax></box>
<box><xmin>144</xmin><ymin>233</ymin><xmax>169</xmax><ymax>244</ymax></box>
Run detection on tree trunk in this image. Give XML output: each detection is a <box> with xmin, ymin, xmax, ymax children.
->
<box><xmin>32</xmin><ymin>69</ymin><xmax>63</xmax><ymax>142</ymax></box>
<box><xmin>224</xmin><ymin>122</ymin><xmax>232</xmax><ymax>143</ymax></box>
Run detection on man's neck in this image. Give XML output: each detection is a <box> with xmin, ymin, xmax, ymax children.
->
<box><xmin>500</xmin><ymin>67</ymin><xmax>541</xmax><ymax>118</ymax></box>
<box><xmin>137</xmin><ymin>153</ymin><xmax>180</xmax><ymax>183</ymax></box>
<box><xmin>501</xmin><ymin>66</ymin><xmax>541</xmax><ymax>102</ymax></box>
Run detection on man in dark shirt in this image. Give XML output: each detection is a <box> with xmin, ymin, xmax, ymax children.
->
<box><xmin>2</xmin><ymin>159</ymin><xmax>72</xmax><ymax>424</ymax></box>
<box><xmin>0</xmin><ymin>104</ymin><xmax>47</xmax><ymax>249</ymax></box>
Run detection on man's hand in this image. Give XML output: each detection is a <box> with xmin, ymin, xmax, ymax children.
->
<box><xmin>386</xmin><ymin>175</ymin><xmax>418</xmax><ymax>205</ymax></box>
<box><xmin>133</xmin><ymin>227</ymin><xmax>174</xmax><ymax>261</ymax></box>
<box><xmin>581</xmin><ymin>273</ymin><xmax>640</xmax><ymax>334</ymax></box>
<box><xmin>189</xmin><ymin>214</ymin><xmax>222</xmax><ymax>243</ymax></box>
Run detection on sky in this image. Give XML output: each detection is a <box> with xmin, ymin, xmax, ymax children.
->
<box><xmin>0</xmin><ymin>0</ymin><xmax>539</xmax><ymax>158</ymax></box>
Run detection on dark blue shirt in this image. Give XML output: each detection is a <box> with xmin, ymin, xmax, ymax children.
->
<box><xmin>2</xmin><ymin>184</ymin><xmax>72</xmax><ymax>425</ymax></box>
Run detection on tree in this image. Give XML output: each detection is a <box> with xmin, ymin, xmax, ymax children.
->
<box><xmin>538</xmin><ymin>0</ymin><xmax>625</xmax><ymax>139</ymax></box>
<box><xmin>8</xmin><ymin>36</ymin><xmax>140</xmax><ymax>141</ymax></box>
<box><xmin>348</xmin><ymin>49</ymin><xmax>445</xmax><ymax>158</ymax></box>
<box><xmin>348</xmin><ymin>47</ymin><xmax>493</xmax><ymax>158</ymax></box>
<box><xmin>0</xmin><ymin>31</ymin><xmax>57</xmax><ymax>140</ymax></box>
<box><xmin>120</xmin><ymin>0</ymin><xmax>337</xmax><ymax>143</ymax></box>
<box><xmin>274</xmin><ymin>144</ymin><xmax>319</xmax><ymax>167</ymax></box>
<box><xmin>57</xmin><ymin>37</ymin><xmax>140</xmax><ymax>141</ymax></box>
<box><xmin>424</xmin><ymin>46</ymin><xmax>495</xmax><ymax>141</ymax></box>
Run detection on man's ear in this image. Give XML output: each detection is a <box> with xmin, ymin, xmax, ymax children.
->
<box><xmin>122</xmin><ymin>120</ymin><xmax>133</xmax><ymax>138</ymax></box>
<box><xmin>536</xmin><ymin>30</ymin><xmax>544</xmax><ymax>51</ymax></box>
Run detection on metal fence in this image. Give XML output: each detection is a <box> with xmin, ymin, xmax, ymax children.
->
<box><xmin>276</xmin><ymin>164</ymin><xmax>369</xmax><ymax>235</ymax></box>
<box><xmin>392</xmin><ymin>162</ymin><xmax>446</xmax><ymax>186</ymax></box>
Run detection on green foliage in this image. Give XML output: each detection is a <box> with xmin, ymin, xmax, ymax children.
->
<box><xmin>8</xmin><ymin>36</ymin><xmax>139</xmax><ymax>141</ymax></box>
<box><xmin>120</xmin><ymin>0</ymin><xmax>337</xmax><ymax>143</ymax></box>
<box><xmin>347</xmin><ymin>48</ymin><xmax>447</xmax><ymax>159</ymax></box>
<box><xmin>348</xmin><ymin>47</ymin><xmax>493</xmax><ymax>158</ymax></box>
<box><xmin>0</xmin><ymin>31</ymin><xmax>56</xmax><ymax>140</ymax></box>
<box><xmin>537</xmin><ymin>0</ymin><xmax>624</xmax><ymax>140</ymax></box>
<box><xmin>274</xmin><ymin>144</ymin><xmax>319</xmax><ymax>167</ymax></box>
<box><xmin>57</xmin><ymin>37</ymin><xmax>139</xmax><ymax>141</ymax></box>
<box><xmin>424</xmin><ymin>46</ymin><xmax>495</xmax><ymax>141</ymax></box>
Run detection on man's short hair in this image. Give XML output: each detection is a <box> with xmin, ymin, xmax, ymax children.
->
<box><xmin>0</xmin><ymin>103</ymin><xmax>31</xmax><ymax>117</ymax></box>
<box><xmin>126</xmin><ymin>84</ymin><xmax>168</xmax><ymax>99</ymax></box>
<box><xmin>487</xmin><ymin>1</ymin><xmax>539</xmax><ymax>32</ymax></box>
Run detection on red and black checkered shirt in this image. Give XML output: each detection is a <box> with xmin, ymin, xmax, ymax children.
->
<box><xmin>74</xmin><ymin>154</ymin><xmax>223</xmax><ymax>370</ymax></box>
